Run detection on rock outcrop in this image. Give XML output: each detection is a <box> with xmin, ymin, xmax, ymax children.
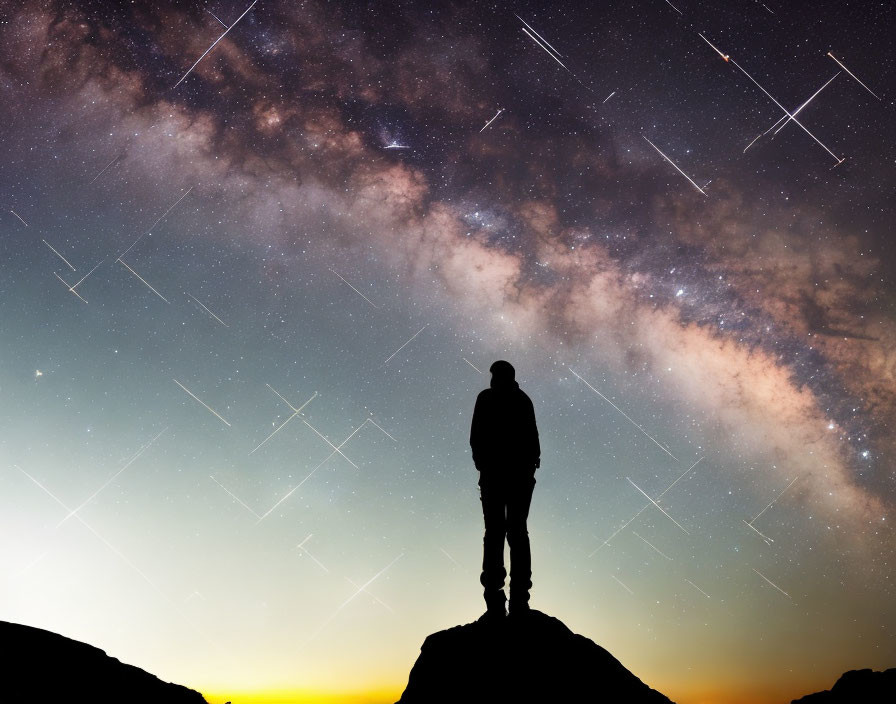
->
<box><xmin>397</xmin><ymin>610</ymin><xmax>675</xmax><ymax>703</ymax></box>
<box><xmin>791</xmin><ymin>667</ymin><xmax>896</xmax><ymax>703</ymax></box>
<box><xmin>1</xmin><ymin>620</ymin><xmax>208</xmax><ymax>703</ymax></box>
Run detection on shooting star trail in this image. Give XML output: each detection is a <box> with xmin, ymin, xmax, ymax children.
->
<box><xmin>384</xmin><ymin>324</ymin><xmax>428</xmax><ymax>364</ymax></box>
<box><xmin>119</xmin><ymin>258</ymin><xmax>169</xmax><ymax>303</ymax></box>
<box><xmin>331</xmin><ymin>269</ymin><xmax>380</xmax><ymax>309</ymax></box>
<box><xmin>685</xmin><ymin>578</ymin><xmax>711</xmax><ymax>599</ymax></box>
<box><xmin>590</xmin><ymin>457</ymin><xmax>704</xmax><ymax>556</ymax></box>
<box><xmin>53</xmin><ymin>272</ymin><xmax>88</xmax><ymax>303</ymax></box>
<box><xmin>632</xmin><ymin>531</ymin><xmax>673</xmax><ymax>560</ymax></box>
<box><xmin>827</xmin><ymin>51</ymin><xmax>880</xmax><ymax>100</ymax></box>
<box><xmin>42</xmin><ymin>240</ymin><xmax>76</xmax><ymax>271</ymax></box>
<box><xmin>305</xmin><ymin>554</ymin><xmax>404</xmax><ymax>644</ymax></box>
<box><xmin>209</xmin><ymin>475</ymin><xmax>261</xmax><ymax>518</ymax></box>
<box><xmin>118</xmin><ymin>187</ymin><xmax>194</xmax><ymax>260</ymax></box>
<box><xmin>10</xmin><ymin>209</ymin><xmax>29</xmax><ymax>226</ymax></box>
<box><xmin>664</xmin><ymin>0</ymin><xmax>683</xmax><ymax>15</ymax></box>
<box><xmin>753</xmin><ymin>567</ymin><xmax>791</xmax><ymax>599</ymax></box>
<box><xmin>207</xmin><ymin>9</ymin><xmax>228</xmax><ymax>27</ymax></box>
<box><xmin>726</xmin><ymin>54</ymin><xmax>843</xmax><ymax>163</ymax></box>
<box><xmin>463</xmin><ymin>357</ymin><xmax>483</xmax><ymax>374</ymax></box>
<box><xmin>440</xmin><ymin>547</ymin><xmax>461</xmax><ymax>567</ymax></box>
<box><xmin>743</xmin><ymin>133</ymin><xmax>762</xmax><ymax>153</ymax></box>
<box><xmin>627</xmin><ymin>477</ymin><xmax>690</xmax><ymax>535</ymax></box>
<box><xmin>365</xmin><ymin>417</ymin><xmax>397</xmax><ymax>442</ymax></box>
<box><xmin>642</xmin><ymin>135</ymin><xmax>708</xmax><ymax>197</ymax></box>
<box><xmin>771</xmin><ymin>73</ymin><xmax>840</xmax><ymax>136</ymax></box>
<box><xmin>188</xmin><ymin>293</ymin><xmax>228</xmax><ymax>327</ymax></box>
<box><xmin>611</xmin><ymin>575</ymin><xmax>634</xmax><ymax>595</ymax></box>
<box><xmin>255</xmin><ymin>422</ymin><xmax>368</xmax><ymax>523</ymax></box>
<box><xmin>383</xmin><ymin>142</ymin><xmax>410</xmax><ymax>150</ymax></box>
<box><xmin>297</xmin><ymin>534</ymin><xmax>329</xmax><ymax>573</ymax></box>
<box><xmin>346</xmin><ymin>577</ymin><xmax>393</xmax><ymax>613</ymax></box>
<box><xmin>743</xmin><ymin>519</ymin><xmax>774</xmax><ymax>545</ymax></box>
<box><xmin>569</xmin><ymin>367</ymin><xmax>679</xmax><ymax>460</ymax></box>
<box><xmin>750</xmin><ymin>476</ymin><xmax>799</xmax><ymax>524</ymax></box>
<box><xmin>57</xmin><ymin>428</ymin><xmax>167</xmax><ymax>527</ymax></box>
<box><xmin>249</xmin><ymin>387</ymin><xmax>317</xmax><ymax>454</ymax></box>
<box><xmin>698</xmin><ymin>33</ymin><xmax>729</xmax><ymax>62</ymax></box>
<box><xmin>14</xmin><ymin>464</ymin><xmax>165</xmax><ymax>596</ymax></box>
<box><xmin>520</xmin><ymin>26</ymin><xmax>569</xmax><ymax>71</ymax></box>
<box><xmin>173</xmin><ymin>379</ymin><xmax>231</xmax><ymax>427</ymax></box>
<box><xmin>173</xmin><ymin>0</ymin><xmax>258</xmax><ymax>89</ymax></box>
<box><xmin>479</xmin><ymin>108</ymin><xmax>504</xmax><ymax>133</ymax></box>
<box><xmin>515</xmin><ymin>14</ymin><xmax>564</xmax><ymax>58</ymax></box>
<box><xmin>88</xmin><ymin>154</ymin><xmax>122</xmax><ymax>185</ymax></box>
<box><xmin>301</xmin><ymin>419</ymin><xmax>359</xmax><ymax>468</ymax></box>
<box><xmin>602</xmin><ymin>91</ymin><xmax>616</xmax><ymax>104</ymax></box>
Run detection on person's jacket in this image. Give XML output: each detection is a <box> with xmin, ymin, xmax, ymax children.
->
<box><xmin>470</xmin><ymin>377</ymin><xmax>540</xmax><ymax>471</ymax></box>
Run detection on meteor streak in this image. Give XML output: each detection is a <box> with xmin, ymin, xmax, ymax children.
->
<box><xmin>664</xmin><ymin>0</ymin><xmax>683</xmax><ymax>15</ymax></box>
<box><xmin>43</xmin><ymin>239</ymin><xmax>76</xmax><ymax>271</ymax></box>
<box><xmin>749</xmin><ymin>476</ymin><xmax>799</xmax><ymax>524</ymax></box>
<box><xmin>602</xmin><ymin>91</ymin><xmax>616</xmax><ymax>104</ymax></box>
<box><xmin>632</xmin><ymin>531</ymin><xmax>673</xmax><ymax>560</ymax></box>
<box><xmin>249</xmin><ymin>386</ymin><xmax>317</xmax><ymax>454</ymax></box>
<box><xmin>589</xmin><ymin>458</ymin><xmax>703</xmax><ymax>556</ymax></box>
<box><xmin>297</xmin><ymin>534</ymin><xmax>329</xmax><ymax>573</ymax></box>
<box><xmin>685</xmin><ymin>578</ymin><xmax>711</xmax><ymax>599</ymax></box>
<box><xmin>479</xmin><ymin>108</ymin><xmax>504</xmax><ymax>133</ymax></box>
<box><xmin>827</xmin><ymin>52</ymin><xmax>881</xmax><ymax>100</ymax></box>
<box><xmin>209</xmin><ymin>475</ymin><xmax>261</xmax><ymax>518</ymax></box>
<box><xmin>53</xmin><ymin>272</ymin><xmax>88</xmax><ymax>303</ymax></box>
<box><xmin>187</xmin><ymin>293</ymin><xmax>229</xmax><ymax>327</ymax></box>
<box><xmin>698</xmin><ymin>33</ymin><xmax>729</xmax><ymax>62</ymax></box>
<box><xmin>642</xmin><ymin>135</ymin><xmax>708</xmax><ymax>197</ymax></box>
<box><xmin>119</xmin><ymin>258</ymin><xmax>169</xmax><ymax>303</ymax></box>
<box><xmin>514</xmin><ymin>14</ymin><xmax>564</xmax><ymax>58</ymax></box>
<box><xmin>331</xmin><ymin>269</ymin><xmax>380</xmax><ymax>309</ymax></box>
<box><xmin>752</xmin><ymin>567</ymin><xmax>791</xmax><ymax>599</ymax></box>
<box><xmin>118</xmin><ymin>187</ymin><xmax>193</xmax><ymax>260</ymax></box>
<box><xmin>726</xmin><ymin>54</ymin><xmax>843</xmax><ymax>163</ymax></box>
<box><xmin>569</xmin><ymin>367</ymin><xmax>679</xmax><ymax>460</ymax></box>
<box><xmin>384</xmin><ymin>324</ymin><xmax>428</xmax><ymax>364</ymax></box>
<box><xmin>743</xmin><ymin>133</ymin><xmax>762</xmax><ymax>153</ymax></box>
<box><xmin>173</xmin><ymin>0</ymin><xmax>259</xmax><ymax>89</ymax></box>
<box><xmin>173</xmin><ymin>378</ymin><xmax>232</xmax><ymax>426</ymax></box>
<box><xmin>57</xmin><ymin>428</ymin><xmax>167</xmax><ymax>527</ymax></box>
<box><xmin>302</xmin><ymin>418</ymin><xmax>359</xmax><ymax>468</ymax></box>
<box><xmin>88</xmin><ymin>154</ymin><xmax>122</xmax><ymax>185</ymax></box>
<box><xmin>463</xmin><ymin>357</ymin><xmax>483</xmax><ymax>374</ymax></box>
<box><xmin>10</xmin><ymin>209</ymin><xmax>29</xmax><ymax>226</ymax></box>
<box><xmin>611</xmin><ymin>575</ymin><xmax>634</xmax><ymax>595</ymax></box>
<box><xmin>627</xmin><ymin>477</ymin><xmax>690</xmax><ymax>535</ymax></box>
<box><xmin>770</xmin><ymin>73</ymin><xmax>840</xmax><ymax>136</ymax></box>
<box><xmin>255</xmin><ymin>420</ymin><xmax>369</xmax><ymax>523</ymax></box>
<box><xmin>305</xmin><ymin>553</ymin><xmax>404</xmax><ymax>644</ymax></box>
<box><xmin>743</xmin><ymin>519</ymin><xmax>774</xmax><ymax>545</ymax></box>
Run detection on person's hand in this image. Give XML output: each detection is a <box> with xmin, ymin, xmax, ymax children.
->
<box><xmin>534</xmin><ymin>458</ymin><xmax>540</xmax><ymax>470</ymax></box>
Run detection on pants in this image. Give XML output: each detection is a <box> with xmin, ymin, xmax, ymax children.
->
<box><xmin>478</xmin><ymin>468</ymin><xmax>536</xmax><ymax>606</ymax></box>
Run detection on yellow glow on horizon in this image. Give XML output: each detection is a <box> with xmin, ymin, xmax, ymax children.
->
<box><xmin>201</xmin><ymin>688</ymin><xmax>402</xmax><ymax>704</ymax></box>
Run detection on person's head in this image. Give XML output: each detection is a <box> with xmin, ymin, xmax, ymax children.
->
<box><xmin>489</xmin><ymin>360</ymin><xmax>515</xmax><ymax>384</ymax></box>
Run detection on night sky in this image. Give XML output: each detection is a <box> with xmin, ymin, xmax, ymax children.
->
<box><xmin>1</xmin><ymin>1</ymin><xmax>894</xmax><ymax>703</ymax></box>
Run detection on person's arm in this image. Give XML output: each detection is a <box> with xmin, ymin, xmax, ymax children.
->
<box><xmin>470</xmin><ymin>393</ymin><xmax>484</xmax><ymax>470</ymax></box>
<box><xmin>528</xmin><ymin>396</ymin><xmax>540</xmax><ymax>470</ymax></box>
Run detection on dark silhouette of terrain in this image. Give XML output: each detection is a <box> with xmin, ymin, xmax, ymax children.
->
<box><xmin>791</xmin><ymin>668</ymin><xmax>896</xmax><ymax>703</ymax></box>
<box><xmin>1</xmin><ymin>620</ymin><xmax>208</xmax><ymax>703</ymax></box>
<box><xmin>397</xmin><ymin>609</ymin><xmax>675</xmax><ymax>703</ymax></box>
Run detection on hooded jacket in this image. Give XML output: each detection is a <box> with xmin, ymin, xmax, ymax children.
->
<box><xmin>469</xmin><ymin>376</ymin><xmax>540</xmax><ymax>471</ymax></box>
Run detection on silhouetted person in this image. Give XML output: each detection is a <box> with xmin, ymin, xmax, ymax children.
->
<box><xmin>470</xmin><ymin>360</ymin><xmax>540</xmax><ymax>618</ymax></box>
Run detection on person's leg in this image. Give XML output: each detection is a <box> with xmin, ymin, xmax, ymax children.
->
<box><xmin>479</xmin><ymin>473</ymin><xmax>508</xmax><ymax>612</ymax></box>
<box><xmin>506</xmin><ymin>472</ymin><xmax>535</xmax><ymax>610</ymax></box>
